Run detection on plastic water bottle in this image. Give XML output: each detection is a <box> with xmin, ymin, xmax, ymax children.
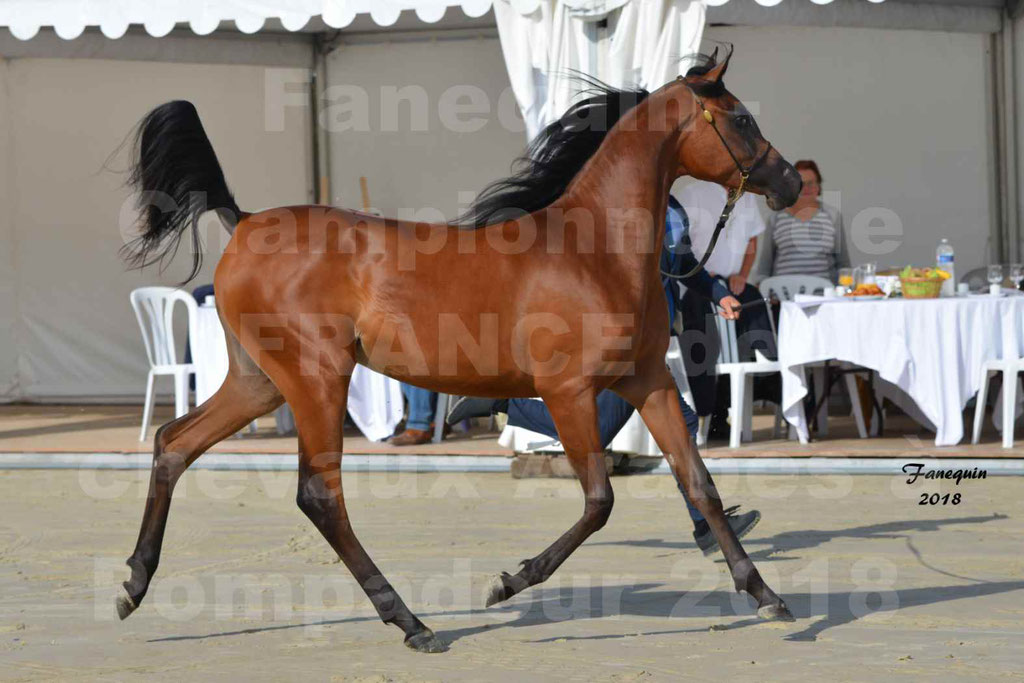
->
<box><xmin>936</xmin><ymin>238</ymin><xmax>955</xmax><ymax>297</ymax></box>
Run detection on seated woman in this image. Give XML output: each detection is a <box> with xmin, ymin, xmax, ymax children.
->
<box><xmin>445</xmin><ymin>196</ymin><xmax>761</xmax><ymax>556</ymax></box>
<box><xmin>757</xmin><ymin>159</ymin><xmax>850</xmax><ymax>281</ymax></box>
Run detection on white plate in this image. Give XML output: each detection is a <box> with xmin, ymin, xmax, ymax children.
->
<box><xmin>968</xmin><ymin>292</ymin><xmax>1005</xmax><ymax>298</ymax></box>
<box><xmin>842</xmin><ymin>294</ymin><xmax>886</xmax><ymax>301</ymax></box>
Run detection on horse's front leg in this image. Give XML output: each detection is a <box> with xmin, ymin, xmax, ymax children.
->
<box><xmin>615</xmin><ymin>370</ymin><xmax>793</xmax><ymax>621</ymax></box>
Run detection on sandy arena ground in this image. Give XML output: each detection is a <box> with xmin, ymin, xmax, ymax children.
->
<box><xmin>1</xmin><ymin>469</ymin><xmax>1022</xmax><ymax>681</ymax></box>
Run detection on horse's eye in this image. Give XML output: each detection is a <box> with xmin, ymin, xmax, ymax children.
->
<box><xmin>735</xmin><ymin>115</ymin><xmax>752</xmax><ymax>129</ymax></box>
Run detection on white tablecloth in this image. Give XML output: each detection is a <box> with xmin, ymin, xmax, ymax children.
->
<box><xmin>778</xmin><ymin>293</ymin><xmax>1024</xmax><ymax>446</ymax></box>
<box><xmin>192</xmin><ymin>305</ymin><xmax>404</xmax><ymax>441</ymax></box>
<box><xmin>192</xmin><ymin>306</ymin><xmax>230</xmax><ymax>406</ymax></box>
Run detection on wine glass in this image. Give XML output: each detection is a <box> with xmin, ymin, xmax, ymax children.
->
<box><xmin>988</xmin><ymin>264</ymin><xmax>1005</xmax><ymax>293</ymax></box>
<box><xmin>1009</xmin><ymin>263</ymin><xmax>1023</xmax><ymax>291</ymax></box>
<box><xmin>838</xmin><ymin>267</ymin><xmax>853</xmax><ymax>288</ymax></box>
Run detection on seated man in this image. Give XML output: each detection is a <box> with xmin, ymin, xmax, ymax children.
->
<box><xmin>446</xmin><ymin>196</ymin><xmax>760</xmax><ymax>555</ymax></box>
<box><xmin>678</xmin><ymin>179</ymin><xmax>778</xmax><ymax>439</ymax></box>
<box><xmin>390</xmin><ymin>384</ymin><xmax>439</xmax><ymax>446</ymax></box>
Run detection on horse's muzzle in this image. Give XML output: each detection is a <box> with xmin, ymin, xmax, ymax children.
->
<box><xmin>764</xmin><ymin>159</ymin><xmax>802</xmax><ymax>210</ymax></box>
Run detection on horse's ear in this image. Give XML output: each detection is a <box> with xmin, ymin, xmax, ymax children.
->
<box><xmin>700</xmin><ymin>47</ymin><xmax>731</xmax><ymax>85</ymax></box>
<box><xmin>687</xmin><ymin>46</ymin><xmax>732</xmax><ymax>89</ymax></box>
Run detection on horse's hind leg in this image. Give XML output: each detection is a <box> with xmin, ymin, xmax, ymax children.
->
<box><xmin>617</xmin><ymin>371</ymin><xmax>793</xmax><ymax>621</ymax></box>
<box><xmin>284</xmin><ymin>360</ymin><xmax>447</xmax><ymax>654</ymax></box>
<box><xmin>486</xmin><ymin>386</ymin><xmax>612</xmax><ymax>606</ymax></box>
<box><xmin>118</xmin><ymin>330</ymin><xmax>283</xmax><ymax>619</ymax></box>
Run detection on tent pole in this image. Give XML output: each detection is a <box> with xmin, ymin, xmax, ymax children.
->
<box><xmin>310</xmin><ymin>33</ymin><xmax>334</xmax><ymax>206</ymax></box>
<box><xmin>1000</xmin><ymin>14</ymin><xmax>1020</xmax><ymax>264</ymax></box>
<box><xmin>988</xmin><ymin>18</ymin><xmax>1020</xmax><ymax>267</ymax></box>
<box><xmin>987</xmin><ymin>31</ymin><xmax>1005</xmax><ymax>264</ymax></box>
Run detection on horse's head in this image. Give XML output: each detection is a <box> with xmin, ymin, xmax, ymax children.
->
<box><xmin>672</xmin><ymin>49</ymin><xmax>801</xmax><ymax>210</ymax></box>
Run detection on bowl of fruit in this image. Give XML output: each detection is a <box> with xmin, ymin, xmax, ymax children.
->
<box><xmin>899</xmin><ymin>266</ymin><xmax>950</xmax><ymax>299</ymax></box>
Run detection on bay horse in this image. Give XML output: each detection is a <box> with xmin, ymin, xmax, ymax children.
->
<box><xmin>118</xmin><ymin>50</ymin><xmax>801</xmax><ymax>652</ymax></box>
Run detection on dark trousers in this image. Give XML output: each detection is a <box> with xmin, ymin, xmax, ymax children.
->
<box><xmin>679</xmin><ymin>281</ymin><xmax>777</xmax><ymax>417</ymax></box>
<box><xmin>508</xmin><ymin>390</ymin><xmax>699</xmax><ymax>448</ymax></box>
<box><xmin>506</xmin><ymin>389</ymin><xmax>704</xmax><ymax>523</ymax></box>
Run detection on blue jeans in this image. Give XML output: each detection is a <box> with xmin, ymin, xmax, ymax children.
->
<box><xmin>507</xmin><ymin>389</ymin><xmax>705</xmax><ymax>523</ymax></box>
<box><xmin>401</xmin><ymin>384</ymin><xmax>437</xmax><ymax>432</ymax></box>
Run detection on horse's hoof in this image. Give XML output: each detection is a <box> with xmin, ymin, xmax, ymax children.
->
<box><xmin>404</xmin><ymin>628</ymin><xmax>449</xmax><ymax>653</ymax></box>
<box><xmin>485</xmin><ymin>573</ymin><xmax>512</xmax><ymax>608</ymax></box>
<box><xmin>758</xmin><ymin>601</ymin><xmax>795</xmax><ymax>622</ymax></box>
<box><xmin>116</xmin><ymin>585</ymin><xmax>138</xmax><ymax>621</ymax></box>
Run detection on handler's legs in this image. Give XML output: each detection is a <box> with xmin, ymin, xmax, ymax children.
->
<box><xmin>616</xmin><ymin>371</ymin><xmax>791</xmax><ymax>620</ymax></box>
<box><xmin>679</xmin><ymin>289</ymin><xmax>720</xmax><ymax>418</ymax></box>
<box><xmin>676</xmin><ymin>391</ymin><xmax>760</xmax><ymax>554</ymax></box>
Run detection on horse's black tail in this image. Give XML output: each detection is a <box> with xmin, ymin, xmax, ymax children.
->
<box><xmin>122</xmin><ymin>100</ymin><xmax>242</xmax><ymax>283</ymax></box>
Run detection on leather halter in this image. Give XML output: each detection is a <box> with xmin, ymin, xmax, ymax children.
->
<box><xmin>662</xmin><ymin>82</ymin><xmax>774</xmax><ymax>281</ymax></box>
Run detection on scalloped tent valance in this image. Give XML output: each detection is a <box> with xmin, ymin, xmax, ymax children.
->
<box><xmin>0</xmin><ymin>0</ymin><xmax>885</xmax><ymax>41</ymax></box>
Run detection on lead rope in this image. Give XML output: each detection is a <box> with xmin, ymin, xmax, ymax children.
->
<box><xmin>663</xmin><ymin>172</ymin><xmax>748</xmax><ymax>281</ymax></box>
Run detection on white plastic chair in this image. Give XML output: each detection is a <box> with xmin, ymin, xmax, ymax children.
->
<box><xmin>759</xmin><ymin>275</ymin><xmax>874</xmax><ymax>439</ymax></box>
<box><xmin>697</xmin><ymin>314</ymin><xmax>781</xmax><ymax>448</ymax></box>
<box><xmin>759</xmin><ymin>275</ymin><xmax>832</xmax><ymax>302</ymax></box>
<box><xmin>130</xmin><ymin>287</ymin><xmax>198</xmax><ymax>441</ymax></box>
<box><xmin>972</xmin><ymin>320</ymin><xmax>1023</xmax><ymax>449</ymax></box>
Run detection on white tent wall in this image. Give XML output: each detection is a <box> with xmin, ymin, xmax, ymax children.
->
<box><xmin>0</xmin><ymin>6</ymin><xmax>1006</xmax><ymax>404</ymax></box>
<box><xmin>0</xmin><ymin>56</ymin><xmax>312</xmax><ymax>401</ymax></box>
<box><xmin>325</xmin><ymin>35</ymin><xmax>525</xmax><ymax>220</ymax></box>
<box><xmin>323</xmin><ymin>23</ymin><xmax>993</xmax><ymax>273</ymax></box>
<box><xmin>699</xmin><ymin>24</ymin><xmax>994</xmax><ymax>275</ymax></box>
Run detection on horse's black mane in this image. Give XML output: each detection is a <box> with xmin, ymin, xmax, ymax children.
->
<box><xmin>455</xmin><ymin>79</ymin><xmax>648</xmax><ymax>228</ymax></box>
<box><xmin>456</xmin><ymin>51</ymin><xmax>722</xmax><ymax>228</ymax></box>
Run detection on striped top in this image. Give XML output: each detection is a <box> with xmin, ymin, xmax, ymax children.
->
<box><xmin>756</xmin><ymin>205</ymin><xmax>850</xmax><ymax>282</ymax></box>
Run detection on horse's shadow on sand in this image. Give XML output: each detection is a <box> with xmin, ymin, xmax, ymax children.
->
<box><xmin>149</xmin><ymin>577</ymin><xmax>1024</xmax><ymax>647</ymax></box>
<box><xmin>589</xmin><ymin>513</ymin><xmax>1008</xmax><ymax>563</ymax></box>
<box><xmin>442</xmin><ymin>577</ymin><xmax>1024</xmax><ymax>644</ymax></box>
<box><xmin>149</xmin><ymin>514</ymin><xmax>1020</xmax><ymax>646</ymax></box>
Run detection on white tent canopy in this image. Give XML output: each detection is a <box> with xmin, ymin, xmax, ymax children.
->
<box><xmin>0</xmin><ymin>0</ymin><xmax>903</xmax><ymax>41</ymax></box>
<box><xmin>494</xmin><ymin>0</ymin><xmax>707</xmax><ymax>138</ymax></box>
<box><xmin>7</xmin><ymin>1</ymin><xmax>497</xmax><ymax>39</ymax></box>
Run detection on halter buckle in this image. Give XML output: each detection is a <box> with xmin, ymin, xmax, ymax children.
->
<box><xmin>728</xmin><ymin>172</ymin><xmax>749</xmax><ymax>203</ymax></box>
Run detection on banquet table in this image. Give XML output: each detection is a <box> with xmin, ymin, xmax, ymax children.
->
<box><xmin>191</xmin><ymin>304</ymin><xmax>404</xmax><ymax>441</ymax></box>
<box><xmin>779</xmin><ymin>291</ymin><xmax>1024</xmax><ymax>446</ymax></box>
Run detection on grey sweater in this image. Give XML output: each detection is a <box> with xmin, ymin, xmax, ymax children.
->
<box><xmin>756</xmin><ymin>204</ymin><xmax>850</xmax><ymax>283</ymax></box>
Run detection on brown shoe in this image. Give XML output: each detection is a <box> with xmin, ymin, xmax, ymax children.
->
<box><xmin>388</xmin><ymin>428</ymin><xmax>433</xmax><ymax>446</ymax></box>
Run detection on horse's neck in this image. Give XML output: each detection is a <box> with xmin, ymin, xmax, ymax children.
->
<box><xmin>561</xmin><ymin>105</ymin><xmax>681</xmax><ymax>260</ymax></box>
